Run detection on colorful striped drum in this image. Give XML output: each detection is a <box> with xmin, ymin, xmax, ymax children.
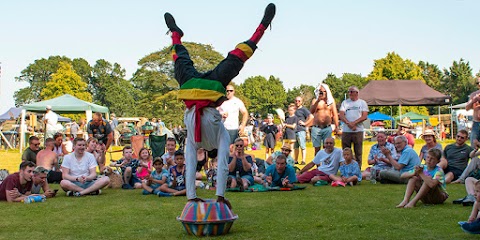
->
<box><xmin>177</xmin><ymin>199</ymin><xmax>238</xmax><ymax>236</ymax></box>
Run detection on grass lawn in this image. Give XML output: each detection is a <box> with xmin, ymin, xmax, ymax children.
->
<box><xmin>0</xmin><ymin>138</ymin><xmax>476</xmax><ymax>239</ymax></box>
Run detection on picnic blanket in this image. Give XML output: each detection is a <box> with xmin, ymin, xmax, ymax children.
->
<box><xmin>226</xmin><ymin>184</ymin><xmax>306</xmax><ymax>192</ymax></box>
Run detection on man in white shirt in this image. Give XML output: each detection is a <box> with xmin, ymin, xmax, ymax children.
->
<box><xmin>297</xmin><ymin>137</ymin><xmax>344</xmax><ymax>184</ymax></box>
<box><xmin>60</xmin><ymin>138</ymin><xmax>109</xmax><ymax>196</ymax></box>
<box><xmin>339</xmin><ymin>86</ymin><xmax>369</xmax><ymax>167</ymax></box>
<box><xmin>44</xmin><ymin>105</ymin><xmax>58</xmax><ymax>139</ymax></box>
<box><xmin>219</xmin><ymin>85</ymin><xmax>248</xmax><ymax>144</ymax></box>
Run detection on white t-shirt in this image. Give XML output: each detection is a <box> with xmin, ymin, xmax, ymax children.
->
<box><xmin>219</xmin><ymin>97</ymin><xmax>246</xmax><ymax>130</ymax></box>
<box><xmin>161</xmin><ymin>152</ymin><xmax>175</xmax><ymax>165</ymax></box>
<box><xmin>340</xmin><ymin>98</ymin><xmax>369</xmax><ymax>132</ymax></box>
<box><xmin>44</xmin><ymin>111</ymin><xmax>58</xmax><ymax>129</ymax></box>
<box><xmin>61</xmin><ymin>152</ymin><xmax>98</xmax><ymax>178</ymax></box>
<box><xmin>312</xmin><ymin>147</ymin><xmax>344</xmax><ymax>175</ymax></box>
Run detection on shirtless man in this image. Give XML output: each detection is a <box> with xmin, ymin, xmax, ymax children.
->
<box><xmin>310</xmin><ymin>83</ymin><xmax>339</xmax><ymax>155</ymax></box>
<box><xmin>466</xmin><ymin>76</ymin><xmax>480</xmax><ymax>145</ymax></box>
<box><xmin>36</xmin><ymin>138</ymin><xmax>62</xmax><ymax>183</ymax></box>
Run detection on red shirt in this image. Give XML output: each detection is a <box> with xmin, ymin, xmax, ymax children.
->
<box><xmin>0</xmin><ymin>172</ymin><xmax>33</xmax><ymax>201</ymax></box>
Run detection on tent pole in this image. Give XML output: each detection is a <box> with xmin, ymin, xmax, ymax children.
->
<box><xmin>19</xmin><ymin>109</ymin><xmax>26</xmax><ymax>151</ymax></box>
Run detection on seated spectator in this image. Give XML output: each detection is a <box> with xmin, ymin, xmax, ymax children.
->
<box><xmin>205</xmin><ymin>157</ymin><xmax>218</xmax><ymax>189</ymax></box>
<box><xmin>418</xmin><ymin>129</ymin><xmax>443</xmax><ymax>162</ymax></box>
<box><xmin>86</xmin><ymin>137</ymin><xmax>105</xmax><ymax>172</ymax></box>
<box><xmin>141</xmin><ymin>157</ymin><xmax>169</xmax><ymax>195</ymax></box>
<box><xmin>329</xmin><ymin>148</ymin><xmax>361</xmax><ymax>186</ymax></box>
<box><xmin>265</xmin><ymin>143</ymin><xmax>295</xmax><ymax>168</ymax></box>
<box><xmin>458</xmin><ymin>180</ymin><xmax>480</xmax><ymax>234</ymax></box>
<box><xmin>362</xmin><ymin>131</ymin><xmax>396</xmax><ymax>180</ymax></box>
<box><xmin>387</xmin><ymin>123</ymin><xmax>415</xmax><ymax>148</ymax></box>
<box><xmin>452</xmin><ymin>146</ymin><xmax>480</xmax><ymax>185</ymax></box>
<box><xmin>379</xmin><ymin>135</ymin><xmax>420</xmax><ymax>184</ymax></box>
<box><xmin>0</xmin><ymin>161</ymin><xmax>35</xmax><ymax>202</ymax></box>
<box><xmin>136</xmin><ymin>148</ymin><xmax>153</xmax><ymax>181</ymax></box>
<box><xmin>396</xmin><ymin>148</ymin><xmax>448</xmax><ymax>208</ymax></box>
<box><xmin>36</xmin><ymin>137</ymin><xmax>62</xmax><ymax>183</ymax></box>
<box><xmin>265</xmin><ymin>154</ymin><xmax>296</xmax><ymax>188</ymax></box>
<box><xmin>195</xmin><ymin>148</ymin><xmax>208</xmax><ymax>188</ymax></box>
<box><xmin>161</xmin><ymin>137</ymin><xmax>177</xmax><ymax>170</ymax></box>
<box><xmin>60</xmin><ymin>138</ymin><xmax>109</xmax><ymax>196</ymax></box>
<box><xmin>22</xmin><ymin>136</ymin><xmax>40</xmax><ymax>163</ymax></box>
<box><xmin>110</xmin><ymin>146</ymin><xmax>142</xmax><ymax>189</ymax></box>
<box><xmin>30</xmin><ymin>166</ymin><xmax>57</xmax><ymax>198</ymax></box>
<box><xmin>297</xmin><ymin>137</ymin><xmax>344</xmax><ymax>184</ymax></box>
<box><xmin>159</xmin><ymin>150</ymin><xmax>186</xmax><ymax>196</ymax></box>
<box><xmin>439</xmin><ymin>129</ymin><xmax>473</xmax><ymax>183</ymax></box>
<box><xmin>227</xmin><ymin>138</ymin><xmax>254</xmax><ymax>191</ymax></box>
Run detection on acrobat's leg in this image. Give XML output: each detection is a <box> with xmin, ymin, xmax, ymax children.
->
<box><xmin>164</xmin><ymin>13</ymin><xmax>198</xmax><ymax>86</ymax></box>
<box><xmin>207</xmin><ymin>3</ymin><xmax>276</xmax><ymax>87</ymax></box>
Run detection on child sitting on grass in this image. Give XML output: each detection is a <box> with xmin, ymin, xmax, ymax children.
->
<box><xmin>329</xmin><ymin>148</ymin><xmax>361</xmax><ymax>186</ymax></box>
<box><xmin>396</xmin><ymin>148</ymin><xmax>448</xmax><ymax>208</ymax></box>
<box><xmin>159</xmin><ymin>150</ymin><xmax>186</xmax><ymax>197</ymax></box>
<box><xmin>459</xmin><ymin>180</ymin><xmax>480</xmax><ymax>234</ymax></box>
<box><xmin>141</xmin><ymin>157</ymin><xmax>169</xmax><ymax>196</ymax></box>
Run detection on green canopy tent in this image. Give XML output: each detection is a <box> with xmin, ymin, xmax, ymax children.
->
<box><xmin>19</xmin><ymin>94</ymin><xmax>109</xmax><ymax>150</ymax></box>
<box><xmin>394</xmin><ymin>112</ymin><xmax>430</xmax><ymax>123</ymax></box>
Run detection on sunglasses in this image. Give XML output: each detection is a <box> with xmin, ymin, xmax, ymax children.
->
<box><xmin>235</xmin><ymin>144</ymin><xmax>244</xmax><ymax>147</ymax></box>
<box><xmin>33</xmin><ymin>143</ymin><xmax>40</xmax><ymax>146</ymax></box>
<box><xmin>456</xmin><ymin>135</ymin><xmax>466</xmax><ymax>139</ymax></box>
<box><xmin>226</xmin><ymin>90</ymin><xmax>234</xmax><ymax>92</ymax></box>
<box><xmin>348</xmin><ymin>91</ymin><xmax>358</xmax><ymax>93</ymax></box>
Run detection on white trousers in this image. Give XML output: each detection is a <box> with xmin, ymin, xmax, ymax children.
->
<box><xmin>184</xmin><ymin>106</ymin><xmax>229</xmax><ymax>199</ymax></box>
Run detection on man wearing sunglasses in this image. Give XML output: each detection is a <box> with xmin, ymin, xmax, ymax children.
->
<box><xmin>219</xmin><ymin>85</ymin><xmax>248</xmax><ymax>145</ymax></box>
<box><xmin>22</xmin><ymin>136</ymin><xmax>41</xmax><ymax>164</ymax></box>
<box><xmin>466</xmin><ymin>77</ymin><xmax>480</xmax><ymax>145</ymax></box>
<box><xmin>439</xmin><ymin>129</ymin><xmax>473</xmax><ymax>183</ymax></box>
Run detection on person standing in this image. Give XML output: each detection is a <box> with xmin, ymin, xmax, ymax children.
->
<box><xmin>219</xmin><ymin>85</ymin><xmax>249</xmax><ymax>145</ymax></box>
<box><xmin>294</xmin><ymin>96</ymin><xmax>314</xmax><ymax>165</ymax></box>
<box><xmin>310</xmin><ymin>83</ymin><xmax>339</xmax><ymax>155</ymax></box>
<box><xmin>70</xmin><ymin>120</ymin><xmax>80</xmax><ymax>139</ymax></box>
<box><xmin>466</xmin><ymin>77</ymin><xmax>480</xmax><ymax>145</ymax></box>
<box><xmin>44</xmin><ymin>105</ymin><xmax>58</xmax><ymax>139</ymax></box>
<box><xmin>339</xmin><ymin>86</ymin><xmax>369</xmax><ymax>167</ymax></box>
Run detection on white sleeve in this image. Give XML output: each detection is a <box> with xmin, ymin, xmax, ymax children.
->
<box><xmin>61</xmin><ymin>154</ymin><xmax>72</xmax><ymax>169</ymax></box>
<box><xmin>361</xmin><ymin>100</ymin><xmax>369</xmax><ymax>112</ymax></box>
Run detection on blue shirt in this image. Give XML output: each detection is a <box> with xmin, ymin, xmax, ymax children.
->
<box><xmin>368</xmin><ymin>142</ymin><xmax>396</xmax><ymax>170</ymax></box>
<box><xmin>397</xmin><ymin>146</ymin><xmax>420</xmax><ymax>174</ymax></box>
<box><xmin>339</xmin><ymin>161</ymin><xmax>362</xmax><ymax>182</ymax></box>
<box><xmin>265</xmin><ymin>164</ymin><xmax>297</xmax><ymax>187</ymax></box>
<box><xmin>150</xmin><ymin>169</ymin><xmax>169</xmax><ymax>188</ymax></box>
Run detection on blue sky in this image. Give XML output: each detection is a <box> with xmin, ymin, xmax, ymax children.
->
<box><xmin>1</xmin><ymin>0</ymin><xmax>479</xmax><ymax>114</ymax></box>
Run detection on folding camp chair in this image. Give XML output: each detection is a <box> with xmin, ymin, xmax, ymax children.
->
<box><xmin>130</xmin><ymin>135</ymin><xmax>145</xmax><ymax>159</ymax></box>
<box><xmin>149</xmin><ymin>134</ymin><xmax>166</xmax><ymax>159</ymax></box>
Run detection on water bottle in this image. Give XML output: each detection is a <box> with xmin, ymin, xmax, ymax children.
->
<box><xmin>23</xmin><ymin>195</ymin><xmax>46</xmax><ymax>204</ymax></box>
<box><xmin>236</xmin><ymin>171</ymin><xmax>240</xmax><ymax>179</ymax></box>
<box><xmin>370</xmin><ymin>168</ymin><xmax>377</xmax><ymax>184</ymax></box>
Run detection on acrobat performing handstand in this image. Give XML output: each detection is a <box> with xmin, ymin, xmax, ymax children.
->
<box><xmin>164</xmin><ymin>3</ymin><xmax>276</xmax><ymax>209</ymax></box>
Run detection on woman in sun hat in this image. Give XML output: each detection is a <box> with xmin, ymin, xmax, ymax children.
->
<box><xmin>419</xmin><ymin>129</ymin><xmax>443</xmax><ymax>162</ymax></box>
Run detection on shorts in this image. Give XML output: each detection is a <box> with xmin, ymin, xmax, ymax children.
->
<box><xmin>73</xmin><ymin>180</ymin><xmax>95</xmax><ymax>189</ymax></box>
<box><xmin>227</xmin><ymin>129</ymin><xmax>239</xmax><ymax>145</ymax></box>
<box><xmin>311</xmin><ymin>125</ymin><xmax>332</xmax><ymax>148</ymax></box>
<box><xmin>174</xmin><ymin>185</ymin><xmax>186</xmax><ymax>191</ymax></box>
<box><xmin>129</xmin><ymin>175</ymin><xmax>142</xmax><ymax>185</ymax></box>
<box><xmin>229</xmin><ymin>174</ymin><xmax>254</xmax><ymax>186</ymax></box>
<box><xmin>47</xmin><ymin>170</ymin><xmax>63</xmax><ymax>184</ymax></box>
<box><xmin>420</xmin><ymin>185</ymin><xmax>448</xmax><ymax>204</ymax></box>
<box><xmin>445</xmin><ymin>166</ymin><xmax>463</xmax><ymax>181</ymax></box>
<box><xmin>294</xmin><ymin>131</ymin><xmax>307</xmax><ymax>150</ymax></box>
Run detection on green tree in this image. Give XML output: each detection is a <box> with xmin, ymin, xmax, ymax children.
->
<box><xmin>286</xmin><ymin>84</ymin><xmax>315</xmax><ymax>108</ymax></box>
<box><xmin>40</xmin><ymin>61</ymin><xmax>91</xmax><ymax>101</ymax></box>
<box><xmin>239</xmin><ymin>75</ymin><xmax>287</xmax><ymax>116</ymax></box>
<box><xmin>14</xmin><ymin>56</ymin><xmax>91</xmax><ymax>106</ymax></box>
<box><xmin>368</xmin><ymin>52</ymin><xmax>424</xmax><ymax>81</ymax></box>
<box><xmin>91</xmin><ymin>60</ymin><xmax>136</xmax><ymax>116</ymax></box>
<box><xmin>441</xmin><ymin>59</ymin><xmax>474</xmax><ymax>104</ymax></box>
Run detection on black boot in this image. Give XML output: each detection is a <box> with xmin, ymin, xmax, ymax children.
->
<box><xmin>261</xmin><ymin>3</ymin><xmax>276</xmax><ymax>28</ymax></box>
<box><xmin>164</xmin><ymin>12</ymin><xmax>184</xmax><ymax>37</ymax></box>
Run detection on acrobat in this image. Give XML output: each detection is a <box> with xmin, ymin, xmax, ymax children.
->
<box><xmin>164</xmin><ymin>3</ymin><xmax>276</xmax><ymax>208</ymax></box>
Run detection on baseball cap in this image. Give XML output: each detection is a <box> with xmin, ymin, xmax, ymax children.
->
<box><xmin>46</xmin><ymin>105</ymin><xmax>52</xmax><ymax>110</ymax></box>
